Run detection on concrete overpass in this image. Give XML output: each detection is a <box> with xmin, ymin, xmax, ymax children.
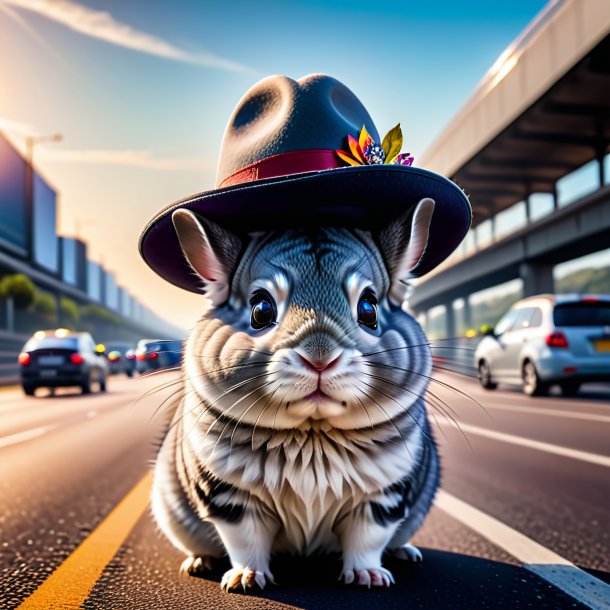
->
<box><xmin>409</xmin><ymin>0</ymin><xmax>610</xmax><ymax>336</ymax></box>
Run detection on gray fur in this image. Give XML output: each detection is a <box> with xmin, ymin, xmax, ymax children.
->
<box><xmin>152</xmin><ymin>205</ymin><xmax>440</xmax><ymax>590</ymax></box>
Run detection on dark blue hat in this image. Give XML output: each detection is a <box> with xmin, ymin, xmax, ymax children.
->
<box><xmin>139</xmin><ymin>74</ymin><xmax>472</xmax><ymax>293</ymax></box>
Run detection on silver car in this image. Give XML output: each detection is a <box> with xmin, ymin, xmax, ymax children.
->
<box><xmin>475</xmin><ymin>294</ymin><xmax>610</xmax><ymax>396</ymax></box>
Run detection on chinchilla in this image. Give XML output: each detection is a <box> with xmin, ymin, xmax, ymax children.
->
<box><xmin>151</xmin><ymin>197</ymin><xmax>439</xmax><ymax>591</ymax></box>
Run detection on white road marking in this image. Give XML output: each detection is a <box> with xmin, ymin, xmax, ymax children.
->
<box><xmin>436</xmin><ymin>490</ymin><xmax>610</xmax><ymax>610</ymax></box>
<box><xmin>479</xmin><ymin>403</ymin><xmax>610</xmax><ymax>423</ymax></box>
<box><xmin>0</xmin><ymin>424</ymin><xmax>59</xmax><ymax>449</ymax></box>
<box><xmin>435</xmin><ymin>417</ymin><xmax>610</xmax><ymax>468</ymax></box>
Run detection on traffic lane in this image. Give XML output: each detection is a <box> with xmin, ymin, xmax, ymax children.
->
<box><xmin>479</xmin><ymin>382</ymin><xmax>610</xmax><ymax>414</ymax></box>
<box><xmin>428</xmin><ymin>371</ymin><xmax>610</xmax><ymax>456</ymax></box>
<box><xmin>433</xmin><ymin>418</ymin><xmax>610</xmax><ymax>576</ymax></box>
<box><xmin>0</xmin><ymin>373</ymin><xmax>174</xmax><ymax>609</ymax></box>
<box><xmin>0</xmin><ymin>372</ymin><xmax>181</xmax><ymax>439</ymax></box>
<box><xmin>83</xmin><ymin>503</ymin><xmax>588</xmax><ymax>610</ymax></box>
<box><xmin>0</xmin><ymin>391</ymin><xmax>140</xmax><ymax>441</ymax></box>
<box><xmin>432</xmin><ymin>358</ymin><xmax>610</xmax><ymax>413</ymax></box>
<box><xmin>13</xmin><ymin>370</ymin><xmax>602</xmax><ymax>608</ymax></box>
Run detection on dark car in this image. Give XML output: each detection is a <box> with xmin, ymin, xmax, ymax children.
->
<box><xmin>135</xmin><ymin>339</ymin><xmax>183</xmax><ymax>374</ymax></box>
<box><xmin>18</xmin><ymin>329</ymin><xmax>108</xmax><ymax>396</ymax></box>
<box><xmin>105</xmin><ymin>342</ymin><xmax>137</xmax><ymax>377</ymax></box>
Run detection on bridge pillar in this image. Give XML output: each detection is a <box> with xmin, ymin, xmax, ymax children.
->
<box><xmin>520</xmin><ymin>261</ymin><xmax>554</xmax><ymax>296</ymax></box>
<box><xmin>445</xmin><ymin>303</ymin><xmax>456</xmax><ymax>338</ymax></box>
<box><xmin>463</xmin><ymin>297</ymin><xmax>473</xmax><ymax>329</ymax></box>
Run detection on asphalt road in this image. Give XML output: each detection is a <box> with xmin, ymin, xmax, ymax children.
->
<box><xmin>0</xmin><ymin>369</ymin><xmax>609</xmax><ymax>609</ymax></box>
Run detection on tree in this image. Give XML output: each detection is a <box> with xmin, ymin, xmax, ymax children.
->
<box><xmin>0</xmin><ymin>274</ymin><xmax>37</xmax><ymax>309</ymax></box>
<box><xmin>33</xmin><ymin>292</ymin><xmax>56</xmax><ymax>321</ymax></box>
<box><xmin>79</xmin><ymin>304</ymin><xmax>121</xmax><ymax>326</ymax></box>
<box><xmin>60</xmin><ymin>297</ymin><xmax>80</xmax><ymax>326</ymax></box>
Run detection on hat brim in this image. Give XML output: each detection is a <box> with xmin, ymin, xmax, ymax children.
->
<box><xmin>139</xmin><ymin>165</ymin><xmax>471</xmax><ymax>294</ymax></box>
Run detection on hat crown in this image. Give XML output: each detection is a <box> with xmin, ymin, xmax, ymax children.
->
<box><xmin>216</xmin><ymin>74</ymin><xmax>379</xmax><ymax>187</ymax></box>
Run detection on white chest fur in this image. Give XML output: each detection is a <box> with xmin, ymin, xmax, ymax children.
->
<box><xmin>193</xmin><ymin>417</ymin><xmax>424</xmax><ymax>555</ymax></box>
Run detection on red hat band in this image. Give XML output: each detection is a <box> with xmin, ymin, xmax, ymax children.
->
<box><xmin>218</xmin><ymin>149</ymin><xmax>342</xmax><ymax>189</ymax></box>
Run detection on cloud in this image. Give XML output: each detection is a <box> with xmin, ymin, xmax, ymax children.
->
<box><xmin>1</xmin><ymin>0</ymin><xmax>251</xmax><ymax>72</ymax></box>
<box><xmin>38</xmin><ymin>147</ymin><xmax>216</xmax><ymax>172</ymax></box>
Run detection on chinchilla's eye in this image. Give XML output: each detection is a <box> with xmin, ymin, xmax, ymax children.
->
<box><xmin>250</xmin><ymin>290</ymin><xmax>277</xmax><ymax>330</ymax></box>
<box><xmin>357</xmin><ymin>289</ymin><xmax>378</xmax><ymax>330</ymax></box>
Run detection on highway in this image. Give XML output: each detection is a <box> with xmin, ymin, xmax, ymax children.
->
<box><xmin>0</xmin><ymin>369</ymin><xmax>609</xmax><ymax>609</ymax></box>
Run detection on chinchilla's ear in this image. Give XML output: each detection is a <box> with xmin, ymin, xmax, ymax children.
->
<box><xmin>172</xmin><ymin>209</ymin><xmax>242</xmax><ymax>306</ymax></box>
<box><xmin>378</xmin><ymin>197</ymin><xmax>435</xmax><ymax>305</ymax></box>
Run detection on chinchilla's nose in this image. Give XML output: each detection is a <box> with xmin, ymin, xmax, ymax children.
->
<box><xmin>294</xmin><ymin>341</ymin><xmax>342</xmax><ymax>373</ymax></box>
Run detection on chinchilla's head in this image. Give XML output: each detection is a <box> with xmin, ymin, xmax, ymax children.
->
<box><xmin>173</xmin><ymin>198</ymin><xmax>434</xmax><ymax>431</ymax></box>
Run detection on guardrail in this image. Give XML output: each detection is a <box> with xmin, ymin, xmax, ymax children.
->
<box><xmin>0</xmin><ymin>330</ymin><xmax>29</xmax><ymax>386</ymax></box>
<box><xmin>430</xmin><ymin>336</ymin><xmax>480</xmax><ymax>377</ymax></box>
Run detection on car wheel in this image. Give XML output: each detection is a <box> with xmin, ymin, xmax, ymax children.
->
<box><xmin>23</xmin><ymin>385</ymin><xmax>35</xmax><ymax>396</ymax></box>
<box><xmin>478</xmin><ymin>360</ymin><xmax>497</xmax><ymax>390</ymax></box>
<box><xmin>560</xmin><ymin>381</ymin><xmax>580</xmax><ymax>397</ymax></box>
<box><xmin>522</xmin><ymin>361</ymin><xmax>548</xmax><ymax>396</ymax></box>
<box><xmin>81</xmin><ymin>375</ymin><xmax>92</xmax><ymax>395</ymax></box>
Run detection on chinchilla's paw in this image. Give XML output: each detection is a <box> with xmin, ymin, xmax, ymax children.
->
<box><xmin>388</xmin><ymin>543</ymin><xmax>423</xmax><ymax>562</ymax></box>
<box><xmin>221</xmin><ymin>566</ymin><xmax>275</xmax><ymax>592</ymax></box>
<box><xmin>342</xmin><ymin>566</ymin><xmax>395</xmax><ymax>588</ymax></box>
<box><xmin>179</xmin><ymin>555</ymin><xmax>214</xmax><ymax>576</ymax></box>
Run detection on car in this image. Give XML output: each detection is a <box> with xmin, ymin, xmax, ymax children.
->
<box><xmin>133</xmin><ymin>338</ymin><xmax>155</xmax><ymax>375</ymax></box>
<box><xmin>474</xmin><ymin>294</ymin><xmax>610</xmax><ymax>396</ymax></box>
<box><xmin>104</xmin><ymin>342</ymin><xmax>136</xmax><ymax>377</ymax></box>
<box><xmin>18</xmin><ymin>329</ymin><xmax>109</xmax><ymax>396</ymax></box>
<box><xmin>135</xmin><ymin>339</ymin><xmax>183</xmax><ymax>374</ymax></box>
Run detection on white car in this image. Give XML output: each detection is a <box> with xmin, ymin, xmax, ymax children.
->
<box><xmin>474</xmin><ymin>294</ymin><xmax>610</xmax><ymax>396</ymax></box>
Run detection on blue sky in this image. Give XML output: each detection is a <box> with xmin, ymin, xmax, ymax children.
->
<box><xmin>0</xmin><ymin>0</ymin><xmax>549</xmax><ymax>329</ymax></box>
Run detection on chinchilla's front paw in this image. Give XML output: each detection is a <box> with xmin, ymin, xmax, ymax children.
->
<box><xmin>221</xmin><ymin>566</ymin><xmax>275</xmax><ymax>592</ymax></box>
<box><xmin>341</xmin><ymin>566</ymin><xmax>395</xmax><ymax>588</ymax></box>
<box><xmin>388</xmin><ymin>543</ymin><xmax>423</xmax><ymax>562</ymax></box>
<box><xmin>179</xmin><ymin>555</ymin><xmax>214</xmax><ymax>576</ymax></box>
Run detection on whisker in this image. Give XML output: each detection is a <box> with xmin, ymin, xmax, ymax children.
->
<box><xmin>430</xmin><ymin>363</ymin><xmax>478</xmax><ymax>379</ymax></box>
<box><xmin>361</xmin><ymin>371</ymin><xmax>473</xmax><ymax>451</ymax></box>
<box><xmin>353</xmin><ymin>393</ymin><xmax>375</xmax><ymax>430</ymax></box>
<box><xmin>360</xmin><ymin>363</ymin><xmax>463</xmax><ymax>422</ymax></box>
<box><xmin>360</xmin><ymin>372</ymin><xmax>453</xmax><ymax>438</ymax></box>
<box><xmin>229</xmin><ymin>384</ymin><xmax>280</xmax><ymax>449</ymax></box>
<box><xmin>356</xmin><ymin>343</ymin><xmax>477</xmax><ymax>360</ymax></box>
<box><xmin>135</xmin><ymin>360</ymin><xmax>270</xmax><ymax>416</ymax></box>
<box><xmin>251</xmin><ymin>385</ymin><xmax>284</xmax><ymax>451</ymax></box>
<box><xmin>207</xmin><ymin>378</ymin><xmax>278</xmax><ymax>458</ymax></box>
<box><xmin>363</xmin><ymin>360</ymin><xmax>491</xmax><ymax>420</ymax></box>
<box><xmin>354</xmin><ymin>383</ymin><xmax>417</xmax><ymax>457</ymax></box>
<box><xmin>169</xmin><ymin>371</ymin><xmax>275</xmax><ymax>442</ymax></box>
<box><xmin>272</xmin><ymin>385</ymin><xmax>294</xmax><ymax>432</ymax></box>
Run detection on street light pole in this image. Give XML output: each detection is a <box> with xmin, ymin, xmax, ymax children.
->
<box><xmin>25</xmin><ymin>133</ymin><xmax>63</xmax><ymax>165</ymax></box>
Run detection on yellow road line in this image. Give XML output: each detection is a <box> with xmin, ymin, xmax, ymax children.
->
<box><xmin>18</xmin><ymin>470</ymin><xmax>153</xmax><ymax>610</ymax></box>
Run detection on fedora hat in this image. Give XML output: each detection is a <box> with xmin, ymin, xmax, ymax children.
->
<box><xmin>139</xmin><ymin>73</ymin><xmax>471</xmax><ymax>293</ymax></box>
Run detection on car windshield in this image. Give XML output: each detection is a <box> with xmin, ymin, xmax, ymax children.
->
<box><xmin>494</xmin><ymin>309</ymin><xmax>519</xmax><ymax>335</ymax></box>
<box><xmin>144</xmin><ymin>341</ymin><xmax>182</xmax><ymax>353</ymax></box>
<box><xmin>24</xmin><ymin>337</ymin><xmax>79</xmax><ymax>351</ymax></box>
<box><xmin>158</xmin><ymin>341</ymin><xmax>183</xmax><ymax>352</ymax></box>
<box><xmin>553</xmin><ymin>302</ymin><xmax>610</xmax><ymax>327</ymax></box>
<box><xmin>106</xmin><ymin>344</ymin><xmax>131</xmax><ymax>353</ymax></box>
